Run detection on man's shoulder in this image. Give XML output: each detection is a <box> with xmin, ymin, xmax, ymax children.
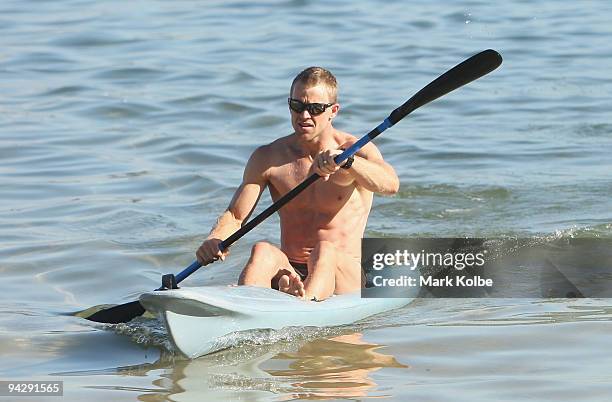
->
<box><xmin>334</xmin><ymin>130</ymin><xmax>364</xmax><ymax>150</ymax></box>
<box><xmin>334</xmin><ymin>130</ymin><xmax>358</xmax><ymax>145</ymax></box>
<box><xmin>248</xmin><ymin>134</ymin><xmax>294</xmax><ymax>165</ymax></box>
<box><xmin>254</xmin><ymin>133</ymin><xmax>293</xmax><ymax>153</ymax></box>
<box><xmin>334</xmin><ymin>129</ymin><xmax>383</xmax><ymax>158</ymax></box>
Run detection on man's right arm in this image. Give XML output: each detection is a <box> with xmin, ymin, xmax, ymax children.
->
<box><xmin>196</xmin><ymin>146</ymin><xmax>268</xmax><ymax>265</ymax></box>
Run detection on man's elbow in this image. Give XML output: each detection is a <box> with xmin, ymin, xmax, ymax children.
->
<box><xmin>377</xmin><ymin>177</ymin><xmax>399</xmax><ymax>195</ymax></box>
<box><xmin>386</xmin><ymin>177</ymin><xmax>400</xmax><ymax>195</ymax></box>
<box><xmin>227</xmin><ymin>209</ymin><xmax>246</xmax><ymax>227</ymax></box>
<box><xmin>384</xmin><ymin>165</ymin><xmax>400</xmax><ymax>195</ymax></box>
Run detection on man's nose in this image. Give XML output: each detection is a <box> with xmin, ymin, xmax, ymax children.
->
<box><xmin>299</xmin><ymin>109</ymin><xmax>312</xmax><ymax>118</ymax></box>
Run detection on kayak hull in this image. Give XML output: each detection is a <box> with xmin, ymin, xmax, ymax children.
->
<box><xmin>140</xmin><ymin>285</ymin><xmax>412</xmax><ymax>358</ymax></box>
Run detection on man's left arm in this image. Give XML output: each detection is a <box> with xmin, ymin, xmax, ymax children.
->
<box><xmin>314</xmin><ymin>142</ymin><xmax>399</xmax><ymax>195</ymax></box>
<box><xmin>342</xmin><ymin>143</ymin><xmax>399</xmax><ymax>195</ymax></box>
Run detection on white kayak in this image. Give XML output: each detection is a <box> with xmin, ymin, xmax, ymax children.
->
<box><xmin>140</xmin><ymin>285</ymin><xmax>414</xmax><ymax>359</ymax></box>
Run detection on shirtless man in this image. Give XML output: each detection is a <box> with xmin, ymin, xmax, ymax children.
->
<box><xmin>196</xmin><ymin>67</ymin><xmax>399</xmax><ymax>300</ymax></box>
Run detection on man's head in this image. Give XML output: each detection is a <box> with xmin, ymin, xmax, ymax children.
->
<box><xmin>290</xmin><ymin>67</ymin><xmax>338</xmax><ymax>103</ymax></box>
<box><xmin>289</xmin><ymin>67</ymin><xmax>339</xmax><ymax>141</ymax></box>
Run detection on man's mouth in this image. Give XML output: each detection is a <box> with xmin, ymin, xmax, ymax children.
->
<box><xmin>298</xmin><ymin>121</ymin><xmax>314</xmax><ymax>128</ymax></box>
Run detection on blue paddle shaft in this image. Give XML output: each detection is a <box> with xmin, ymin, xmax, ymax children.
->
<box><xmin>334</xmin><ymin>118</ymin><xmax>392</xmax><ymax>165</ymax></box>
<box><xmin>175</xmin><ymin>260</ymin><xmax>201</xmax><ymax>284</ymax></box>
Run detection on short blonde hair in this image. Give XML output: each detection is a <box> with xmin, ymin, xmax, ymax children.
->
<box><xmin>290</xmin><ymin>67</ymin><xmax>338</xmax><ymax>103</ymax></box>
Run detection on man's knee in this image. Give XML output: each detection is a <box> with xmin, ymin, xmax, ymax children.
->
<box><xmin>241</xmin><ymin>242</ymin><xmax>283</xmax><ymax>286</ymax></box>
<box><xmin>251</xmin><ymin>241</ymin><xmax>274</xmax><ymax>259</ymax></box>
<box><xmin>249</xmin><ymin>241</ymin><xmax>284</xmax><ymax>268</ymax></box>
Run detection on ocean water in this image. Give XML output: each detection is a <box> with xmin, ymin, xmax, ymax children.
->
<box><xmin>1</xmin><ymin>0</ymin><xmax>611</xmax><ymax>400</ymax></box>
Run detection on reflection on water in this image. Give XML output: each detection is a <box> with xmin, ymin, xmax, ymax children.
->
<box><xmin>61</xmin><ymin>331</ymin><xmax>406</xmax><ymax>401</ymax></box>
<box><xmin>264</xmin><ymin>333</ymin><xmax>408</xmax><ymax>400</ymax></box>
<box><xmin>172</xmin><ymin>332</ymin><xmax>405</xmax><ymax>401</ymax></box>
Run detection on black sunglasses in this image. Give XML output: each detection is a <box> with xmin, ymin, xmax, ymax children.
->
<box><xmin>288</xmin><ymin>98</ymin><xmax>334</xmax><ymax>116</ymax></box>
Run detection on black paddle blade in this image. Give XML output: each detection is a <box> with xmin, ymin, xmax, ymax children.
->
<box><xmin>86</xmin><ymin>300</ymin><xmax>145</xmax><ymax>324</ymax></box>
<box><xmin>388</xmin><ymin>49</ymin><xmax>502</xmax><ymax>125</ymax></box>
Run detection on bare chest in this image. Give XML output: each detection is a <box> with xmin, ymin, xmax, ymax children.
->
<box><xmin>267</xmin><ymin>159</ymin><xmax>355</xmax><ymax>213</ymax></box>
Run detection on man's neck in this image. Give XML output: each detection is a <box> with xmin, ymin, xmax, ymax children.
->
<box><xmin>295</xmin><ymin>126</ymin><xmax>338</xmax><ymax>157</ymax></box>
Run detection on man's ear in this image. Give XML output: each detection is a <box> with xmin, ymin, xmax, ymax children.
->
<box><xmin>330</xmin><ymin>103</ymin><xmax>340</xmax><ymax>119</ymax></box>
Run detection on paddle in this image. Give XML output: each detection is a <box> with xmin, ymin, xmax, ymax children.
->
<box><xmin>86</xmin><ymin>49</ymin><xmax>502</xmax><ymax>324</ymax></box>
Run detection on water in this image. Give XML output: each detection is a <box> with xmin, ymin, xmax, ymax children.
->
<box><xmin>1</xmin><ymin>0</ymin><xmax>611</xmax><ymax>400</ymax></box>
